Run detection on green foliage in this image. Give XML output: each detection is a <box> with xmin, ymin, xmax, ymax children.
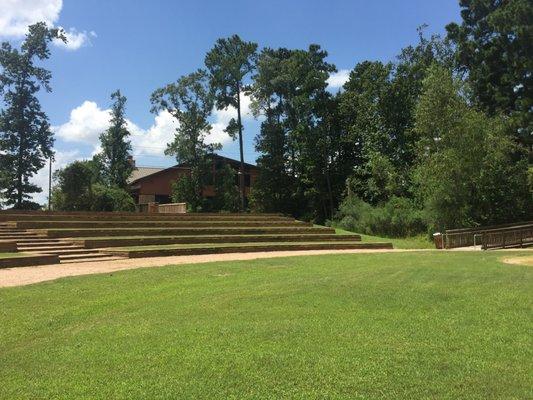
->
<box><xmin>0</xmin><ymin>23</ymin><xmax>64</xmax><ymax>208</ymax></box>
<box><xmin>52</xmin><ymin>159</ymin><xmax>134</xmax><ymax>212</ymax></box>
<box><xmin>335</xmin><ymin>196</ymin><xmax>427</xmax><ymax>237</ymax></box>
<box><xmin>171</xmin><ymin>175</ymin><xmax>203</xmax><ymax>212</ymax></box>
<box><xmin>339</xmin><ymin>32</ymin><xmax>453</xmax><ymax>205</ymax></box>
<box><xmin>90</xmin><ymin>183</ymin><xmax>135</xmax><ymax>212</ymax></box>
<box><xmin>205</xmin><ymin>35</ymin><xmax>258</xmax><ymax>209</ymax></box>
<box><xmin>152</xmin><ymin>70</ymin><xmax>220</xmax><ymax>212</ymax></box>
<box><xmin>446</xmin><ymin>0</ymin><xmax>533</xmax><ymax>146</ymax></box>
<box><xmin>213</xmin><ymin>164</ymin><xmax>240</xmax><ymax>212</ymax></box>
<box><xmin>97</xmin><ymin>90</ymin><xmax>133</xmax><ymax>189</ymax></box>
<box><xmin>250</xmin><ymin>45</ymin><xmax>337</xmax><ymax>221</ymax></box>
<box><xmin>51</xmin><ymin>160</ymin><xmax>95</xmax><ymax>211</ymax></box>
<box><xmin>413</xmin><ymin>65</ymin><xmax>531</xmax><ymax>231</ymax></box>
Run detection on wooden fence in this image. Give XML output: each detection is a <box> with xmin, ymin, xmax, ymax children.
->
<box><xmin>157</xmin><ymin>203</ymin><xmax>187</xmax><ymax>214</ymax></box>
<box><xmin>442</xmin><ymin>221</ymin><xmax>533</xmax><ymax>249</ymax></box>
<box><xmin>481</xmin><ymin>225</ymin><xmax>533</xmax><ymax>250</ymax></box>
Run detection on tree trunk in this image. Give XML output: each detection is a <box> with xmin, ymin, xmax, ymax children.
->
<box><xmin>236</xmin><ymin>85</ymin><xmax>245</xmax><ymax>212</ymax></box>
<box><xmin>17</xmin><ymin>129</ymin><xmax>24</xmax><ymax>208</ymax></box>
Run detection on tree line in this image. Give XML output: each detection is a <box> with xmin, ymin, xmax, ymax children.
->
<box><xmin>1</xmin><ymin>0</ymin><xmax>531</xmax><ymax>235</ymax></box>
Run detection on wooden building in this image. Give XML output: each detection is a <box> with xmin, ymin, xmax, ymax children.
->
<box><xmin>128</xmin><ymin>154</ymin><xmax>259</xmax><ymax>207</ymax></box>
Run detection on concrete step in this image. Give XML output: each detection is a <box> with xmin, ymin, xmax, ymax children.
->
<box><xmin>60</xmin><ymin>256</ymin><xmax>127</xmax><ymax>264</ymax></box>
<box><xmin>14</xmin><ymin>238</ymin><xmax>66</xmax><ymax>244</ymax></box>
<box><xmin>26</xmin><ymin>247</ymin><xmax>99</xmax><ymax>256</ymax></box>
<box><xmin>105</xmin><ymin>241</ymin><xmax>394</xmax><ymax>258</ymax></box>
<box><xmin>18</xmin><ymin>244</ymin><xmax>85</xmax><ymax>252</ymax></box>
<box><xmin>59</xmin><ymin>252</ymin><xmax>121</xmax><ymax>261</ymax></box>
<box><xmin>0</xmin><ymin>235</ymin><xmax>47</xmax><ymax>240</ymax></box>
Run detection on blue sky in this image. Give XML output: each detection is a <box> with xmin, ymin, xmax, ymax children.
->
<box><xmin>1</xmin><ymin>0</ymin><xmax>461</xmax><ymax>202</ymax></box>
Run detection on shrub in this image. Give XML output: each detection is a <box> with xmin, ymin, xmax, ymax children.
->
<box><xmin>91</xmin><ymin>184</ymin><xmax>135</xmax><ymax>212</ymax></box>
<box><xmin>334</xmin><ymin>196</ymin><xmax>427</xmax><ymax>237</ymax></box>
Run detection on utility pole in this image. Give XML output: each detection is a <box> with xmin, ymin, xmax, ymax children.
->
<box><xmin>48</xmin><ymin>157</ymin><xmax>52</xmax><ymax>210</ymax></box>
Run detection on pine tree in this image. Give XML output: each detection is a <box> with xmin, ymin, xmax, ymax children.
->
<box><xmin>98</xmin><ymin>90</ymin><xmax>133</xmax><ymax>188</ymax></box>
<box><xmin>0</xmin><ymin>22</ymin><xmax>64</xmax><ymax>208</ymax></box>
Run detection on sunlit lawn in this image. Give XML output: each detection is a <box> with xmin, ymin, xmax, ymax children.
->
<box><xmin>0</xmin><ymin>251</ymin><xmax>531</xmax><ymax>399</ymax></box>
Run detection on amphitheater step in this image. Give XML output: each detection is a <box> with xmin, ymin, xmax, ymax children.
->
<box><xmin>26</xmin><ymin>248</ymin><xmax>100</xmax><ymax>256</ymax></box>
<box><xmin>14</xmin><ymin>220</ymin><xmax>310</xmax><ymax>229</ymax></box>
<box><xmin>76</xmin><ymin>234</ymin><xmax>362</xmax><ymax>248</ymax></box>
<box><xmin>18</xmin><ymin>245</ymin><xmax>88</xmax><ymax>253</ymax></box>
<box><xmin>103</xmin><ymin>241</ymin><xmax>394</xmax><ymax>259</ymax></box>
<box><xmin>59</xmin><ymin>252</ymin><xmax>124</xmax><ymax>262</ymax></box>
<box><xmin>59</xmin><ymin>256</ymin><xmax>127</xmax><ymax>264</ymax></box>
<box><xmin>42</xmin><ymin>226</ymin><xmax>336</xmax><ymax>238</ymax></box>
<box><xmin>15</xmin><ymin>238</ymin><xmax>66</xmax><ymax>244</ymax></box>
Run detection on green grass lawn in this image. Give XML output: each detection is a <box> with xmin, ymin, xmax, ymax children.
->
<box><xmin>1</xmin><ymin>251</ymin><xmax>531</xmax><ymax>399</ymax></box>
<box><xmin>0</xmin><ymin>252</ymin><xmax>29</xmax><ymax>259</ymax></box>
<box><xmin>335</xmin><ymin>228</ymin><xmax>434</xmax><ymax>249</ymax></box>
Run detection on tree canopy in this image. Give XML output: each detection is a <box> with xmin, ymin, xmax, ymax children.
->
<box><xmin>0</xmin><ymin>22</ymin><xmax>64</xmax><ymax>208</ymax></box>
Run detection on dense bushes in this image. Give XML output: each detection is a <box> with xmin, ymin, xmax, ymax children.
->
<box><xmin>334</xmin><ymin>196</ymin><xmax>427</xmax><ymax>237</ymax></box>
<box><xmin>52</xmin><ymin>160</ymin><xmax>135</xmax><ymax>212</ymax></box>
<box><xmin>91</xmin><ymin>184</ymin><xmax>135</xmax><ymax>212</ymax></box>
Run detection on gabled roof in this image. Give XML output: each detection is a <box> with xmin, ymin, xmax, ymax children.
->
<box><xmin>129</xmin><ymin>154</ymin><xmax>258</xmax><ymax>185</ymax></box>
<box><xmin>128</xmin><ymin>167</ymin><xmax>165</xmax><ymax>183</ymax></box>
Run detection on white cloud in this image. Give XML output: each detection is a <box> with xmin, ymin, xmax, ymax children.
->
<box><xmin>53</xmin><ymin>27</ymin><xmax>95</xmax><ymax>50</ymax></box>
<box><xmin>53</xmin><ymin>101</ymin><xmax>178</xmax><ymax>157</ymax></box>
<box><xmin>327</xmin><ymin>69</ymin><xmax>351</xmax><ymax>89</ymax></box>
<box><xmin>208</xmin><ymin>93</ymin><xmax>253</xmax><ymax>145</ymax></box>
<box><xmin>30</xmin><ymin>149</ymin><xmax>81</xmax><ymax>205</ymax></box>
<box><xmin>129</xmin><ymin>110</ymin><xmax>178</xmax><ymax>156</ymax></box>
<box><xmin>54</xmin><ymin>95</ymin><xmax>256</xmax><ymax>157</ymax></box>
<box><xmin>55</xmin><ymin>101</ymin><xmax>110</xmax><ymax>143</ymax></box>
<box><xmin>0</xmin><ymin>0</ymin><xmax>62</xmax><ymax>36</ymax></box>
<box><xmin>0</xmin><ymin>0</ymin><xmax>95</xmax><ymax>50</ymax></box>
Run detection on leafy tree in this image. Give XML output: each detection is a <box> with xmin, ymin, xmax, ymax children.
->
<box><xmin>52</xmin><ymin>159</ymin><xmax>135</xmax><ymax>212</ymax></box>
<box><xmin>213</xmin><ymin>164</ymin><xmax>240</xmax><ymax>212</ymax></box>
<box><xmin>91</xmin><ymin>183</ymin><xmax>135</xmax><ymax>212</ymax></box>
<box><xmin>413</xmin><ymin>64</ymin><xmax>531</xmax><ymax>231</ymax></box>
<box><xmin>340</xmin><ymin>31</ymin><xmax>453</xmax><ymax>205</ymax></box>
<box><xmin>0</xmin><ymin>22</ymin><xmax>64</xmax><ymax>208</ymax></box>
<box><xmin>205</xmin><ymin>35</ymin><xmax>258</xmax><ymax>210</ymax></box>
<box><xmin>151</xmin><ymin>69</ymin><xmax>220</xmax><ymax>212</ymax></box>
<box><xmin>250</xmin><ymin>45</ymin><xmax>337</xmax><ymax>221</ymax></box>
<box><xmin>446</xmin><ymin>0</ymin><xmax>533</xmax><ymax>150</ymax></box>
<box><xmin>52</xmin><ymin>160</ymin><xmax>96</xmax><ymax>211</ymax></box>
<box><xmin>170</xmin><ymin>175</ymin><xmax>198</xmax><ymax>211</ymax></box>
<box><xmin>98</xmin><ymin>90</ymin><xmax>133</xmax><ymax>188</ymax></box>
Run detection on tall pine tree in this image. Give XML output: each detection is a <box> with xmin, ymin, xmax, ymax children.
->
<box><xmin>205</xmin><ymin>35</ymin><xmax>257</xmax><ymax>210</ymax></box>
<box><xmin>0</xmin><ymin>22</ymin><xmax>64</xmax><ymax>208</ymax></box>
<box><xmin>98</xmin><ymin>90</ymin><xmax>133</xmax><ymax>188</ymax></box>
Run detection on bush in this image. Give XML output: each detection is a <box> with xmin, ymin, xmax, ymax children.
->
<box><xmin>334</xmin><ymin>196</ymin><xmax>427</xmax><ymax>237</ymax></box>
<box><xmin>91</xmin><ymin>184</ymin><xmax>135</xmax><ymax>212</ymax></box>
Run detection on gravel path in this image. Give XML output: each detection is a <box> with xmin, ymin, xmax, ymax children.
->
<box><xmin>0</xmin><ymin>249</ymin><xmax>408</xmax><ymax>288</ymax></box>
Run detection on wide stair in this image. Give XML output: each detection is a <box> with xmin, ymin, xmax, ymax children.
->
<box><xmin>0</xmin><ymin>223</ymin><xmax>124</xmax><ymax>264</ymax></box>
<box><xmin>0</xmin><ymin>212</ymin><xmax>393</xmax><ymax>262</ymax></box>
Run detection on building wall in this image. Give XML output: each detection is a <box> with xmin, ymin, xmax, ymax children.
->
<box><xmin>131</xmin><ymin>161</ymin><xmax>259</xmax><ymax>205</ymax></box>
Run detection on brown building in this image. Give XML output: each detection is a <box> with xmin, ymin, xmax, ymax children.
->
<box><xmin>128</xmin><ymin>154</ymin><xmax>259</xmax><ymax>207</ymax></box>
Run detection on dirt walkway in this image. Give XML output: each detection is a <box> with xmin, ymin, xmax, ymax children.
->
<box><xmin>0</xmin><ymin>249</ymin><xmax>410</xmax><ymax>288</ymax></box>
<box><xmin>501</xmin><ymin>255</ymin><xmax>533</xmax><ymax>267</ymax></box>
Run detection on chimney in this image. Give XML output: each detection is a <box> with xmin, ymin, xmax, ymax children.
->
<box><xmin>127</xmin><ymin>156</ymin><xmax>136</xmax><ymax>168</ymax></box>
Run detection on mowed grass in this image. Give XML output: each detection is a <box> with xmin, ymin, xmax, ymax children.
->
<box><xmin>335</xmin><ymin>228</ymin><xmax>434</xmax><ymax>249</ymax></box>
<box><xmin>0</xmin><ymin>251</ymin><xmax>532</xmax><ymax>399</ymax></box>
<box><xmin>0</xmin><ymin>252</ymin><xmax>30</xmax><ymax>259</ymax></box>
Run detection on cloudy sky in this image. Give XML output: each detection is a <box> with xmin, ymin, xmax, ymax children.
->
<box><xmin>0</xmin><ymin>0</ymin><xmax>460</xmax><ymax>203</ymax></box>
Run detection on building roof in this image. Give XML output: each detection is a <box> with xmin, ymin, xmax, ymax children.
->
<box><xmin>128</xmin><ymin>167</ymin><xmax>164</xmax><ymax>183</ymax></box>
<box><xmin>128</xmin><ymin>154</ymin><xmax>258</xmax><ymax>185</ymax></box>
